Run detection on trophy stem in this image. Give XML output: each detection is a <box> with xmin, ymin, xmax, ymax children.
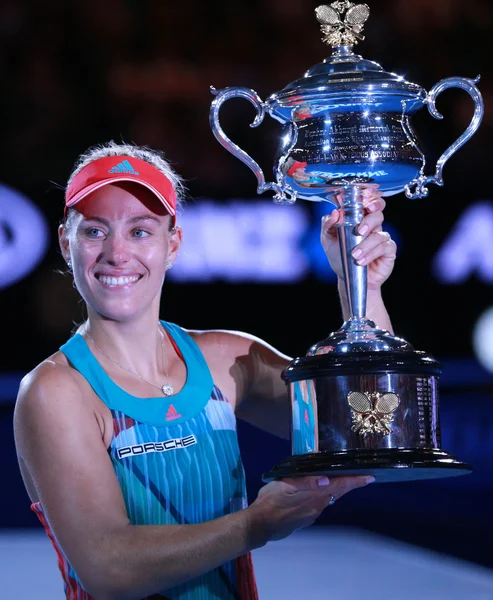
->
<box><xmin>336</xmin><ymin>185</ymin><xmax>367</xmax><ymax>322</ymax></box>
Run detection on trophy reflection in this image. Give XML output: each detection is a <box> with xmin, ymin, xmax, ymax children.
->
<box><xmin>210</xmin><ymin>2</ymin><xmax>483</xmax><ymax>482</ymax></box>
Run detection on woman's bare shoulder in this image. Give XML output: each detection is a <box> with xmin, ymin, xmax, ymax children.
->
<box><xmin>185</xmin><ymin>327</ymin><xmax>264</xmax><ymax>352</ymax></box>
<box><xmin>15</xmin><ymin>349</ymin><xmax>113</xmax><ymax>462</ymax></box>
<box><xmin>17</xmin><ymin>350</ymin><xmax>86</xmax><ymax>407</ymax></box>
<box><xmin>184</xmin><ymin>327</ymin><xmax>290</xmax><ymax>363</ymax></box>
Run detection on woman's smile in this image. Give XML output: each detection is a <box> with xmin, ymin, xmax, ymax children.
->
<box><xmin>96</xmin><ymin>273</ymin><xmax>142</xmax><ymax>289</ymax></box>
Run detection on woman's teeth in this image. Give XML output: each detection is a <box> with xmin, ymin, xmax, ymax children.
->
<box><xmin>98</xmin><ymin>275</ymin><xmax>140</xmax><ymax>286</ymax></box>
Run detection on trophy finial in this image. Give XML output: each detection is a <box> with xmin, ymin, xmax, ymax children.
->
<box><xmin>315</xmin><ymin>2</ymin><xmax>370</xmax><ymax>48</ymax></box>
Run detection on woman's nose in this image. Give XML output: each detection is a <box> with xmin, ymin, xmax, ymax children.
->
<box><xmin>103</xmin><ymin>234</ymin><xmax>131</xmax><ymax>265</ymax></box>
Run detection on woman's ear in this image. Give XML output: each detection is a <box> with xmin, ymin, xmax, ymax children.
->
<box><xmin>167</xmin><ymin>225</ymin><xmax>183</xmax><ymax>265</ymax></box>
<box><xmin>58</xmin><ymin>224</ymin><xmax>71</xmax><ymax>264</ymax></box>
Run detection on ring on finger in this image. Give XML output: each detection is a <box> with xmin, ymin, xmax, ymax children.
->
<box><xmin>328</xmin><ymin>494</ymin><xmax>336</xmax><ymax>506</ymax></box>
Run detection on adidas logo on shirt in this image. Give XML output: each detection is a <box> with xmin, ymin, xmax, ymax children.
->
<box><xmin>108</xmin><ymin>159</ymin><xmax>140</xmax><ymax>175</ymax></box>
<box><xmin>166</xmin><ymin>404</ymin><xmax>182</xmax><ymax>421</ymax></box>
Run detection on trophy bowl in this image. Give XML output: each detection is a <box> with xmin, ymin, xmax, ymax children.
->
<box><xmin>209</xmin><ymin>1</ymin><xmax>484</xmax><ymax>483</ymax></box>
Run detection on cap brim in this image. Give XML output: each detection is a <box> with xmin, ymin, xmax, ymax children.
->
<box><xmin>66</xmin><ymin>177</ymin><xmax>176</xmax><ymax>217</ymax></box>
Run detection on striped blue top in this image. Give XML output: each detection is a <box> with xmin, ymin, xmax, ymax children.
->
<box><xmin>32</xmin><ymin>321</ymin><xmax>258</xmax><ymax>600</ymax></box>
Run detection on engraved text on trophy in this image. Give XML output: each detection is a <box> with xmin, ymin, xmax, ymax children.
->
<box><xmin>281</xmin><ymin>112</ymin><xmax>423</xmax><ymax>193</ymax></box>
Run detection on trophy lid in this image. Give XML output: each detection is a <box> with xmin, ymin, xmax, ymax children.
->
<box><xmin>267</xmin><ymin>2</ymin><xmax>426</xmax><ymax>117</ymax></box>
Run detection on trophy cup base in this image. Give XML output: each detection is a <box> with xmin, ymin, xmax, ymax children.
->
<box><xmin>262</xmin><ymin>448</ymin><xmax>472</xmax><ymax>484</ymax></box>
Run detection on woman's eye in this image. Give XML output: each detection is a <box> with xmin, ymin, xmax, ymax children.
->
<box><xmin>133</xmin><ymin>228</ymin><xmax>150</xmax><ymax>238</ymax></box>
<box><xmin>85</xmin><ymin>228</ymin><xmax>104</xmax><ymax>238</ymax></box>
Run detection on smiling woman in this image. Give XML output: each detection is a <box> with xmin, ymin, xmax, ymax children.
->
<box><xmin>60</xmin><ymin>182</ymin><xmax>181</xmax><ymax>323</ymax></box>
<box><xmin>12</xmin><ymin>141</ymin><xmax>395</xmax><ymax>600</ymax></box>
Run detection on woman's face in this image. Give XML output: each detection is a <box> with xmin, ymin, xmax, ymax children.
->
<box><xmin>59</xmin><ymin>182</ymin><xmax>181</xmax><ymax>322</ymax></box>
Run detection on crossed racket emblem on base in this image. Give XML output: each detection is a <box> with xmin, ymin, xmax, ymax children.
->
<box><xmin>347</xmin><ymin>391</ymin><xmax>401</xmax><ymax>437</ymax></box>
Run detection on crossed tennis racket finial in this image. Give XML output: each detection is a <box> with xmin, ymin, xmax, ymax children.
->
<box><xmin>315</xmin><ymin>2</ymin><xmax>370</xmax><ymax>47</ymax></box>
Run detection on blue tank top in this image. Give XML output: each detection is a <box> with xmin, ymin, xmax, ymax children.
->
<box><xmin>32</xmin><ymin>321</ymin><xmax>258</xmax><ymax>600</ymax></box>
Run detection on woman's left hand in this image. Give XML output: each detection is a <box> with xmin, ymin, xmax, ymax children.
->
<box><xmin>321</xmin><ymin>194</ymin><xmax>397</xmax><ymax>291</ymax></box>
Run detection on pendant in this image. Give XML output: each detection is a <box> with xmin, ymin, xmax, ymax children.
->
<box><xmin>161</xmin><ymin>384</ymin><xmax>175</xmax><ymax>396</ymax></box>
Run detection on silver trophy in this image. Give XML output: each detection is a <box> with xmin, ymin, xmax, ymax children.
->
<box><xmin>210</xmin><ymin>2</ymin><xmax>483</xmax><ymax>482</ymax></box>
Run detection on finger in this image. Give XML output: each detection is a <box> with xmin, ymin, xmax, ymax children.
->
<box><xmin>321</xmin><ymin>209</ymin><xmax>342</xmax><ymax>233</ymax></box>
<box><xmin>363</xmin><ymin>194</ymin><xmax>386</xmax><ymax>213</ymax></box>
<box><xmin>280</xmin><ymin>476</ymin><xmax>331</xmax><ymax>493</ymax></box>
<box><xmin>324</xmin><ymin>198</ymin><xmax>385</xmax><ymax>231</ymax></box>
<box><xmin>352</xmin><ymin>234</ymin><xmax>396</xmax><ymax>266</ymax></box>
<box><xmin>352</xmin><ymin>231</ymin><xmax>391</xmax><ymax>263</ymax></box>
<box><xmin>328</xmin><ymin>475</ymin><xmax>376</xmax><ymax>499</ymax></box>
<box><xmin>360</xmin><ymin>239</ymin><xmax>397</xmax><ymax>268</ymax></box>
<box><xmin>357</xmin><ymin>210</ymin><xmax>384</xmax><ymax>236</ymax></box>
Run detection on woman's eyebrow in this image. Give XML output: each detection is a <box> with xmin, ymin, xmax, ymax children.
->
<box><xmin>128</xmin><ymin>215</ymin><xmax>162</xmax><ymax>225</ymax></box>
<box><xmin>80</xmin><ymin>216</ymin><xmax>108</xmax><ymax>225</ymax></box>
<box><xmin>81</xmin><ymin>215</ymin><xmax>162</xmax><ymax>225</ymax></box>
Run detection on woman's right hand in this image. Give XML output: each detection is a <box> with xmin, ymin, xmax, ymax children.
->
<box><xmin>247</xmin><ymin>475</ymin><xmax>374</xmax><ymax>544</ymax></box>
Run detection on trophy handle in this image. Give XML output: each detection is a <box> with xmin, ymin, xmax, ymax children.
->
<box><xmin>210</xmin><ymin>86</ymin><xmax>296</xmax><ymax>204</ymax></box>
<box><xmin>405</xmin><ymin>76</ymin><xmax>484</xmax><ymax>199</ymax></box>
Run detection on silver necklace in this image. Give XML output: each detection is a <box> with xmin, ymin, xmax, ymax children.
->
<box><xmin>83</xmin><ymin>327</ymin><xmax>175</xmax><ymax>396</ymax></box>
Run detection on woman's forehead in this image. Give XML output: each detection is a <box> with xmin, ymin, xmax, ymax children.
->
<box><xmin>76</xmin><ymin>182</ymin><xmax>168</xmax><ymax>220</ymax></box>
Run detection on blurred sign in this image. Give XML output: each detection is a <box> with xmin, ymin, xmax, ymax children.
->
<box><xmin>473</xmin><ymin>305</ymin><xmax>493</xmax><ymax>374</ymax></box>
<box><xmin>0</xmin><ymin>183</ymin><xmax>49</xmax><ymax>289</ymax></box>
<box><xmin>170</xmin><ymin>199</ymin><xmax>312</xmax><ymax>282</ymax></box>
<box><xmin>433</xmin><ymin>201</ymin><xmax>493</xmax><ymax>284</ymax></box>
<box><xmin>2</xmin><ymin>190</ymin><xmax>492</xmax><ymax>287</ymax></box>
<box><xmin>169</xmin><ymin>198</ymin><xmax>493</xmax><ymax>284</ymax></box>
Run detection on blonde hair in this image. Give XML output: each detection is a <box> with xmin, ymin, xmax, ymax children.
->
<box><xmin>67</xmin><ymin>140</ymin><xmax>187</xmax><ymax>211</ymax></box>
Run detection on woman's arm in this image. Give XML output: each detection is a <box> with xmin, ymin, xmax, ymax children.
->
<box><xmin>14</xmin><ymin>363</ymin><xmax>259</xmax><ymax>599</ymax></box>
<box><xmin>15</xmin><ymin>360</ymin><xmax>369</xmax><ymax>600</ymax></box>
<box><xmin>219</xmin><ymin>197</ymin><xmax>397</xmax><ymax>437</ymax></box>
<box><xmin>192</xmin><ymin>329</ymin><xmax>292</xmax><ymax>439</ymax></box>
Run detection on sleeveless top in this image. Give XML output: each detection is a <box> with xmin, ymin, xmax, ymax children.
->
<box><xmin>31</xmin><ymin>321</ymin><xmax>259</xmax><ymax>600</ymax></box>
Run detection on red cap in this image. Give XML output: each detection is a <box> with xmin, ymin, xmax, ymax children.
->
<box><xmin>65</xmin><ymin>156</ymin><xmax>177</xmax><ymax>222</ymax></box>
<box><xmin>286</xmin><ymin>160</ymin><xmax>308</xmax><ymax>176</ymax></box>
